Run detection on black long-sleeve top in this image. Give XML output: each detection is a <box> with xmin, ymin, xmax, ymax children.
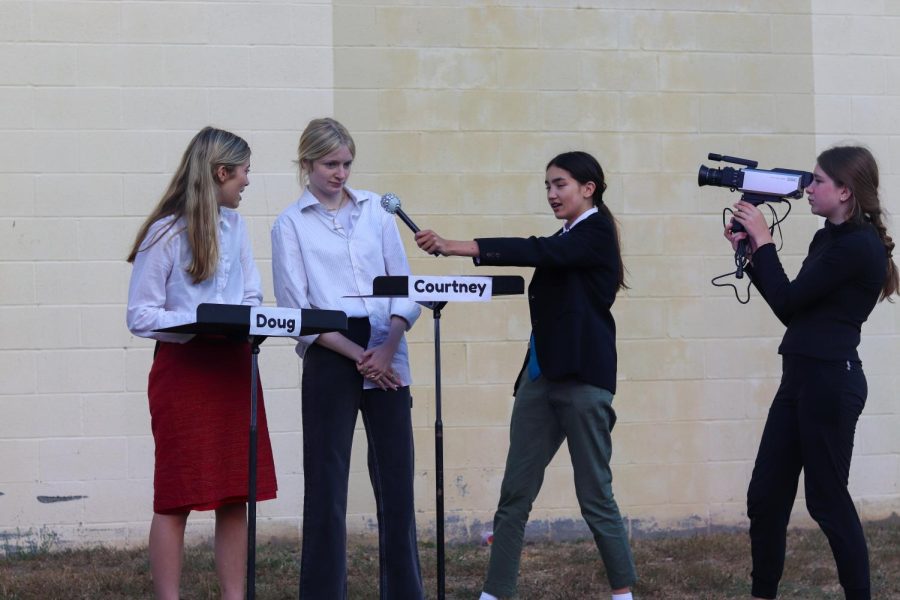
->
<box><xmin>747</xmin><ymin>219</ymin><xmax>886</xmax><ymax>362</ymax></box>
<box><xmin>475</xmin><ymin>212</ymin><xmax>620</xmax><ymax>393</ymax></box>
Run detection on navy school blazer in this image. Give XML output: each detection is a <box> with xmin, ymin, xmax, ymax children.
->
<box><xmin>475</xmin><ymin>211</ymin><xmax>620</xmax><ymax>395</ymax></box>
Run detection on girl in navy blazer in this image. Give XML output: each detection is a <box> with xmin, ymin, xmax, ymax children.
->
<box><xmin>416</xmin><ymin>151</ymin><xmax>636</xmax><ymax>600</ymax></box>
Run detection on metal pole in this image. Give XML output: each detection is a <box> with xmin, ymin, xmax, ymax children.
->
<box><xmin>247</xmin><ymin>339</ymin><xmax>262</xmax><ymax>600</ymax></box>
<box><xmin>433</xmin><ymin>305</ymin><xmax>445</xmax><ymax>600</ymax></box>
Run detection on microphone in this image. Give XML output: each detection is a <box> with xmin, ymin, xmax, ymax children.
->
<box><xmin>380</xmin><ymin>193</ymin><xmax>421</xmax><ymax>233</ymax></box>
<box><xmin>381</xmin><ymin>192</ymin><xmax>441</xmax><ymax>257</ymax></box>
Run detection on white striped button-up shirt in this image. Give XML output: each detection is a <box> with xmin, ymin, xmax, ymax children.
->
<box><xmin>271</xmin><ymin>186</ymin><xmax>420</xmax><ymax>388</ymax></box>
<box><xmin>127</xmin><ymin>208</ymin><xmax>263</xmax><ymax>343</ymax></box>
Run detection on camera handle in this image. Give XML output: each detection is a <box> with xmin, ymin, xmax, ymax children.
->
<box><xmin>732</xmin><ymin>193</ymin><xmax>770</xmax><ymax>279</ymax></box>
<box><xmin>734</xmin><ymin>239</ymin><xmax>748</xmax><ymax>279</ymax></box>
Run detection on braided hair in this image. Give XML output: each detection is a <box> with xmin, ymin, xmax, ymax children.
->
<box><xmin>817</xmin><ymin>145</ymin><xmax>898</xmax><ymax>301</ymax></box>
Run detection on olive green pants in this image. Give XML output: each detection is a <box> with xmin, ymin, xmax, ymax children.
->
<box><xmin>483</xmin><ymin>374</ymin><xmax>636</xmax><ymax>597</ymax></box>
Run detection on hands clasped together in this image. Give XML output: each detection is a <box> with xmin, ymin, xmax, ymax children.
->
<box><xmin>356</xmin><ymin>343</ymin><xmax>401</xmax><ymax>390</ymax></box>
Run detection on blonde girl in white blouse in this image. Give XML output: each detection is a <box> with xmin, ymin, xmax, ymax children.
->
<box><xmin>271</xmin><ymin>118</ymin><xmax>424</xmax><ymax>599</ymax></box>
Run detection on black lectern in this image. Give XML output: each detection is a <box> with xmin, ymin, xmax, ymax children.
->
<box><xmin>157</xmin><ymin>302</ymin><xmax>347</xmax><ymax>600</ymax></box>
<box><xmin>366</xmin><ymin>275</ymin><xmax>524</xmax><ymax>600</ymax></box>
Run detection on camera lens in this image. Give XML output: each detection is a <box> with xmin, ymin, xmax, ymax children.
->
<box><xmin>698</xmin><ymin>165</ymin><xmax>741</xmax><ymax>189</ymax></box>
<box><xmin>698</xmin><ymin>165</ymin><xmax>721</xmax><ymax>187</ymax></box>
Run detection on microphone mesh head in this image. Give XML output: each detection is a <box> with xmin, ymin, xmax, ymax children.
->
<box><xmin>380</xmin><ymin>193</ymin><xmax>401</xmax><ymax>214</ymax></box>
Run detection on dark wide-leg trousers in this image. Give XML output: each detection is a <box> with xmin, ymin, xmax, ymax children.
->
<box><xmin>298</xmin><ymin>318</ymin><xmax>423</xmax><ymax>600</ymax></box>
<box><xmin>748</xmin><ymin>354</ymin><xmax>870</xmax><ymax>600</ymax></box>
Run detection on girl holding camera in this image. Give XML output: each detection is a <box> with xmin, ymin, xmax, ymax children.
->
<box><xmin>726</xmin><ymin>146</ymin><xmax>898</xmax><ymax>600</ymax></box>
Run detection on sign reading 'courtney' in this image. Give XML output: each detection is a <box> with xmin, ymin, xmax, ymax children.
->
<box><xmin>408</xmin><ymin>276</ymin><xmax>493</xmax><ymax>302</ymax></box>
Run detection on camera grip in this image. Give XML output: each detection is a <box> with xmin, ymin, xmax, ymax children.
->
<box><xmin>735</xmin><ymin>238</ymin><xmax>749</xmax><ymax>279</ymax></box>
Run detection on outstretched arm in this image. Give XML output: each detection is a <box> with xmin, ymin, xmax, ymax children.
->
<box><xmin>415</xmin><ymin>230</ymin><xmax>480</xmax><ymax>258</ymax></box>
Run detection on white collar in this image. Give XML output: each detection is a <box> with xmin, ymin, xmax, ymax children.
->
<box><xmin>297</xmin><ymin>186</ymin><xmax>365</xmax><ymax>212</ymax></box>
<box><xmin>562</xmin><ymin>206</ymin><xmax>598</xmax><ymax>234</ymax></box>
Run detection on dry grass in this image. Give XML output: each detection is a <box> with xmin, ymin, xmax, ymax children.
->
<box><xmin>1</xmin><ymin>519</ymin><xmax>898</xmax><ymax>599</ymax></box>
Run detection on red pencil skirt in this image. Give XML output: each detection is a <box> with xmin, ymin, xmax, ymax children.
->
<box><xmin>148</xmin><ymin>336</ymin><xmax>277</xmax><ymax>514</ymax></box>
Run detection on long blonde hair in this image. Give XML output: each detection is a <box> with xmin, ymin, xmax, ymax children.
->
<box><xmin>296</xmin><ymin>117</ymin><xmax>356</xmax><ymax>184</ymax></box>
<box><xmin>127</xmin><ymin>127</ymin><xmax>250</xmax><ymax>283</ymax></box>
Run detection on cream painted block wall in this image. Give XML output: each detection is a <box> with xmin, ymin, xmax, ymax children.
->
<box><xmin>0</xmin><ymin>0</ymin><xmax>335</xmax><ymax>550</ymax></box>
<box><xmin>1</xmin><ymin>0</ymin><xmax>899</xmax><ymax>551</ymax></box>
<box><xmin>332</xmin><ymin>0</ymin><xmax>900</xmax><ymax>542</ymax></box>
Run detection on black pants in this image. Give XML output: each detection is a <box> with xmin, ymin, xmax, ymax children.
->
<box><xmin>298</xmin><ymin>318</ymin><xmax>423</xmax><ymax>600</ymax></box>
<box><xmin>748</xmin><ymin>354</ymin><xmax>869</xmax><ymax>600</ymax></box>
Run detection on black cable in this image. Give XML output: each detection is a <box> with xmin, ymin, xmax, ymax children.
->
<box><xmin>711</xmin><ymin>199</ymin><xmax>792</xmax><ymax>302</ymax></box>
<box><xmin>766</xmin><ymin>199</ymin><xmax>791</xmax><ymax>252</ymax></box>
<box><xmin>711</xmin><ymin>270</ymin><xmax>752</xmax><ymax>304</ymax></box>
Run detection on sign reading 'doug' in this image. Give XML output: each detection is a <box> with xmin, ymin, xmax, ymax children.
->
<box><xmin>408</xmin><ymin>276</ymin><xmax>493</xmax><ymax>302</ymax></box>
<box><xmin>250</xmin><ymin>307</ymin><xmax>302</xmax><ymax>336</ymax></box>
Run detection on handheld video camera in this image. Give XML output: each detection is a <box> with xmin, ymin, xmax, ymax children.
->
<box><xmin>699</xmin><ymin>154</ymin><xmax>813</xmax><ymax>283</ymax></box>
<box><xmin>698</xmin><ymin>154</ymin><xmax>812</xmax><ymax>199</ymax></box>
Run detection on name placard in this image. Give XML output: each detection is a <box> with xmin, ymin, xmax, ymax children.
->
<box><xmin>408</xmin><ymin>276</ymin><xmax>493</xmax><ymax>302</ymax></box>
<box><xmin>250</xmin><ymin>307</ymin><xmax>302</xmax><ymax>336</ymax></box>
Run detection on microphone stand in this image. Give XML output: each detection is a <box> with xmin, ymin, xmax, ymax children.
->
<box><xmin>360</xmin><ymin>276</ymin><xmax>524</xmax><ymax>600</ymax></box>
<box><xmin>429</xmin><ymin>300</ymin><xmax>448</xmax><ymax>600</ymax></box>
<box><xmin>246</xmin><ymin>335</ymin><xmax>265</xmax><ymax>600</ymax></box>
